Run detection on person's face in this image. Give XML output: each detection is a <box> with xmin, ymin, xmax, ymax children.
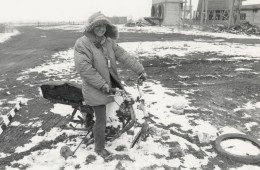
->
<box><xmin>93</xmin><ymin>24</ymin><xmax>107</xmax><ymax>37</ymax></box>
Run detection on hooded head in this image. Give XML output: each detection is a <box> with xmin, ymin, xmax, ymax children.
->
<box><xmin>84</xmin><ymin>12</ymin><xmax>119</xmax><ymax>40</ymax></box>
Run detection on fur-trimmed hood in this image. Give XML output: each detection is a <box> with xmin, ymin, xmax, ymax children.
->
<box><xmin>84</xmin><ymin>11</ymin><xmax>119</xmax><ymax>40</ymax></box>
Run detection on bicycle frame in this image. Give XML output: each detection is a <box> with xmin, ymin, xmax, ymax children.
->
<box><xmin>109</xmin><ymin>81</ymin><xmax>150</xmax><ymax>148</ymax></box>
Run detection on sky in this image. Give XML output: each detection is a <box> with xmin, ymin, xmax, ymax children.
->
<box><xmin>0</xmin><ymin>0</ymin><xmax>152</xmax><ymax>22</ymax></box>
<box><xmin>0</xmin><ymin>0</ymin><xmax>259</xmax><ymax>22</ymax></box>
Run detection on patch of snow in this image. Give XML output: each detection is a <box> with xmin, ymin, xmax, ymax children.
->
<box><xmin>244</xmin><ymin>102</ymin><xmax>259</xmax><ymax>110</ymax></box>
<box><xmin>24</xmin><ymin>130</ymin><xmax>30</xmax><ymax>134</ymax></box>
<box><xmin>194</xmin><ymin>120</ymin><xmax>219</xmax><ymax>142</ymax></box>
<box><xmin>38</xmin><ymin>87</ymin><xmax>43</xmax><ymax>97</ymax></box>
<box><xmin>119</xmin><ymin>41</ymin><xmax>260</xmax><ymax>59</ymax></box>
<box><xmin>182</xmin><ymin>154</ymin><xmax>209</xmax><ymax>169</ymax></box>
<box><xmin>0</xmin><ymin>152</ymin><xmax>10</xmax><ymax>159</ymax></box>
<box><xmin>12</xmin><ymin>148</ymin><xmax>67</xmax><ymax>170</ymax></box>
<box><xmin>214</xmin><ymin>165</ymin><xmax>222</xmax><ymax>170</ymax></box>
<box><xmin>235</xmin><ymin>68</ymin><xmax>252</xmax><ymax>71</ymax></box>
<box><xmin>245</xmin><ymin>122</ymin><xmax>258</xmax><ymax>131</ymax></box>
<box><xmin>10</xmin><ymin>121</ymin><xmax>21</xmax><ymax>126</ymax></box>
<box><xmin>36</xmin><ymin>25</ymin><xmax>84</xmax><ymax>31</ymax></box>
<box><xmin>255</xmin><ymin>102</ymin><xmax>260</xmax><ymax>109</ymax></box>
<box><xmin>178</xmin><ymin>75</ymin><xmax>190</xmax><ymax>79</ymax></box>
<box><xmin>16</xmin><ymin>75</ymin><xmax>30</xmax><ymax>81</ymax></box>
<box><xmin>118</xmin><ymin>25</ymin><xmax>260</xmax><ymax>39</ymax></box>
<box><xmin>0</xmin><ymin>30</ymin><xmax>20</xmax><ymax>43</ymax></box>
<box><xmin>21</xmin><ymin>49</ymin><xmax>74</xmax><ymax>78</ymax></box>
<box><xmin>15</xmin><ymin>128</ymin><xmax>78</xmax><ymax>153</ymax></box>
<box><xmin>171</xmin><ymin>96</ymin><xmax>187</xmax><ymax>110</ymax></box>
<box><xmin>219</xmin><ymin>126</ymin><xmax>244</xmax><ymax>135</ymax></box>
<box><xmin>7</xmin><ymin>95</ymin><xmax>31</xmax><ymax>105</ymax></box>
<box><xmin>31</xmin><ymin>121</ymin><xmax>43</xmax><ymax>128</ymax></box>
<box><xmin>50</xmin><ymin>103</ymin><xmax>77</xmax><ymax>117</ymax></box>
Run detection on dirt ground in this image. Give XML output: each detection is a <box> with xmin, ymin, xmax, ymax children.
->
<box><xmin>0</xmin><ymin>26</ymin><xmax>260</xmax><ymax>169</ymax></box>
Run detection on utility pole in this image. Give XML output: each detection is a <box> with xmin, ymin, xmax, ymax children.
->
<box><xmin>200</xmin><ymin>0</ymin><xmax>208</xmax><ymax>25</ymax></box>
<box><xmin>184</xmin><ymin>0</ymin><xmax>187</xmax><ymax>20</ymax></box>
<box><xmin>183</xmin><ymin>0</ymin><xmax>187</xmax><ymax>27</ymax></box>
<box><xmin>200</xmin><ymin>0</ymin><xmax>205</xmax><ymax>25</ymax></box>
<box><xmin>229</xmin><ymin>0</ymin><xmax>235</xmax><ymax>27</ymax></box>
<box><xmin>204</xmin><ymin>0</ymin><xmax>208</xmax><ymax>24</ymax></box>
<box><xmin>190</xmin><ymin>0</ymin><xmax>192</xmax><ymax>27</ymax></box>
<box><xmin>235</xmin><ymin>0</ymin><xmax>242</xmax><ymax>25</ymax></box>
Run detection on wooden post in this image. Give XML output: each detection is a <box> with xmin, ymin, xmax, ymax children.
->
<box><xmin>184</xmin><ymin>0</ymin><xmax>187</xmax><ymax>20</ymax></box>
<box><xmin>190</xmin><ymin>0</ymin><xmax>192</xmax><ymax>27</ymax></box>
<box><xmin>213</xmin><ymin>10</ymin><xmax>216</xmax><ymax>24</ymax></box>
<box><xmin>200</xmin><ymin>0</ymin><xmax>205</xmax><ymax>25</ymax></box>
<box><xmin>236</xmin><ymin>0</ymin><xmax>242</xmax><ymax>25</ymax></box>
<box><xmin>220</xmin><ymin>10</ymin><xmax>224</xmax><ymax>20</ymax></box>
<box><xmin>228</xmin><ymin>0</ymin><xmax>235</xmax><ymax>27</ymax></box>
<box><xmin>204</xmin><ymin>0</ymin><xmax>208</xmax><ymax>24</ymax></box>
<box><xmin>183</xmin><ymin>0</ymin><xmax>187</xmax><ymax>27</ymax></box>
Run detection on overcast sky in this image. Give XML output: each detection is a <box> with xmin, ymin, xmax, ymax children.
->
<box><xmin>0</xmin><ymin>0</ymin><xmax>258</xmax><ymax>22</ymax></box>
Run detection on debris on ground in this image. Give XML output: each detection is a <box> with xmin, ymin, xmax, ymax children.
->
<box><xmin>124</xmin><ymin>20</ymin><xmax>151</xmax><ymax>27</ymax></box>
<box><xmin>210</xmin><ymin>22</ymin><xmax>260</xmax><ymax>36</ymax></box>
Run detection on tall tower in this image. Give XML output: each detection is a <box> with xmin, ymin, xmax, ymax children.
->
<box><xmin>145</xmin><ymin>0</ymin><xmax>184</xmax><ymax>26</ymax></box>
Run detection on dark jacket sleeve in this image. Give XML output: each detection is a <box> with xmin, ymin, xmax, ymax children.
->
<box><xmin>111</xmin><ymin>40</ymin><xmax>144</xmax><ymax>75</ymax></box>
<box><xmin>74</xmin><ymin>39</ymin><xmax>106</xmax><ymax>89</ymax></box>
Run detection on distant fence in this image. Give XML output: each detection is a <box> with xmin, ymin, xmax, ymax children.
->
<box><xmin>11</xmin><ymin>17</ymin><xmax>127</xmax><ymax>27</ymax></box>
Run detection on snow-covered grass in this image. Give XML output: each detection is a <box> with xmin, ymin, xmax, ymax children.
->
<box><xmin>36</xmin><ymin>25</ymin><xmax>85</xmax><ymax>31</ymax></box>
<box><xmin>2</xmin><ymin>25</ymin><xmax>260</xmax><ymax>169</ymax></box>
<box><xmin>119</xmin><ymin>41</ymin><xmax>260</xmax><ymax>59</ymax></box>
<box><xmin>0</xmin><ymin>30</ymin><xmax>20</xmax><ymax>43</ymax></box>
<box><xmin>118</xmin><ymin>25</ymin><xmax>260</xmax><ymax>39</ymax></box>
<box><xmin>36</xmin><ymin>24</ymin><xmax>260</xmax><ymax>39</ymax></box>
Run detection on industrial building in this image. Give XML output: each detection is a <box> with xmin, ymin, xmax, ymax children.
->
<box><xmin>241</xmin><ymin>4</ymin><xmax>260</xmax><ymax>26</ymax></box>
<box><xmin>144</xmin><ymin>0</ymin><xmax>184</xmax><ymax>26</ymax></box>
<box><xmin>144</xmin><ymin>0</ymin><xmax>260</xmax><ymax>27</ymax></box>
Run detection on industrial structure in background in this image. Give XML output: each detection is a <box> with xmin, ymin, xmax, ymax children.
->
<box><xmin>196</xmin><ymin>0</ymin><xmax>245</xmax><ymax>27</ymax></box>
<box><xmin>144</xmin><ymin>0</ymin><xmax>260</xmax><ymax>27</ymax></box>
<box><xmin>144</xmin><ymin>0</ymin><xmax>185</xmax><ymax>26</ymax></box>
<box><xmin>241</xmin><ymin>4</ymin><xmax>260</xmax><ymax>26</ymax></box>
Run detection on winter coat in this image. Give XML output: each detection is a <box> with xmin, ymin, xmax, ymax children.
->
<box><xmin>74</xmin><ymin>29</ymin><xmax>144</xmax><ymax>106</ymax></box>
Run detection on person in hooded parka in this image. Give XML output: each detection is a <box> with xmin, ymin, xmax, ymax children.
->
<box><xmin>74</xmin><ymin>11</ymin><xmax>147</xmax><ymax>159</ymax></box>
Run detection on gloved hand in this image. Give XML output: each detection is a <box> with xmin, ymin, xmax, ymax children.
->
<box><xmin>138</xmin><ymin>72</ymin><xmax>147</xmax><ymax>84</ymax></box>
<box><xmin>101</xmin><ymin>84</ymin><xmax>110</xmax><ymax>94</ymax></box>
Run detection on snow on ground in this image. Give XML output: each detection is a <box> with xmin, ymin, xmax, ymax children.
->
<box><xmin>0</xmin><ymin>95</ymin><xmax>31</xmax><ymax>127</ymax></box>
<box><xmin>36</xmin><ymin>24</ymin><xmax>260</xmax><ymax>39</ymax></box>
<box><xmin>3</xmin><ymin>26</ymin><xmax>260</xmax><ymax>169</ymax></box>
<box><xmin>119</xmin><ymin>41</ymin><xmax>260</xmax><ymax>60</ymax></box>
<box><xmin>118</xmin><ymin>25</ymin><xmax>260</xmax><ymax>39</ymax></box>
<box><xmin>0</xmin><ymin>30</ymin><xmax>20</xmax><ymax>43</ymax></box>
<box><xmin>36</xmin><ymin>25</ymin><xmax>85</xmax><ymax>31</ymax></box>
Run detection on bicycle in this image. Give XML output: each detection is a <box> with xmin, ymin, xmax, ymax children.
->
<box><xmin>40</xmin><ymin>76</ymin><xmax>150</xmax><ymax>154</ymax></box>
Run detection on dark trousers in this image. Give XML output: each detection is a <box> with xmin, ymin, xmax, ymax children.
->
<box><xmin>92</xmin><ymin>105</ymin><xmax>106</xmax><ymax>152</ymax></box>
